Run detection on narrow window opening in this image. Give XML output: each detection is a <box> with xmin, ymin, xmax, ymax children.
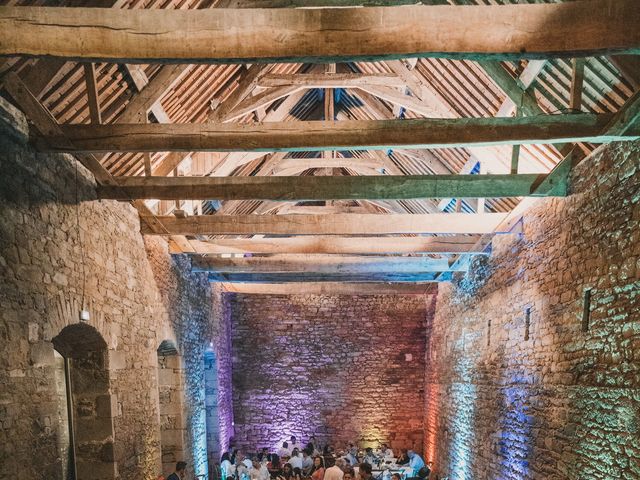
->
<box><xmin>582</xmin><ymin>288</ymin><xmax>592</xmax><ymax>332</ymax></box>
<box><xmin>487</xmin><ymin>317</ymin><xmax>492</xmax><ymax>347</ymax></box>
<box><xmin>524</xmin><ymin>307</ymin><xmax>531</xmax><ymax>341</ymax></box>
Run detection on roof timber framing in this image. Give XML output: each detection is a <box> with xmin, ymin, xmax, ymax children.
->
<box><xmin>38</xmin><ymin>114</ymin><xmax>640</xmax><ymax>153</ymax></box>
<box><xmin>2</xmin><ymin>1</ymin><xmax>639</xmax><ymax>63</ymax></box>
<box><xmin>97</xmin><ymin>173</ymin><xmax>565</xmax><ymax>202</ymax></box>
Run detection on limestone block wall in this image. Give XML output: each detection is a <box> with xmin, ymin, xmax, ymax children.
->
<box><xmin>424</xmin><ymin>141</ymin><xmax>640</xmax><ymax>479</ymax></box>
<box><xmin>0</xmin><ymin>98</ymin><xmax>232</xmax><ymax>480</ymax></box>
<box><xmin>229</xmin><ymin>293</ymin><xmax>434</xmax><ymax>452</ymax></box>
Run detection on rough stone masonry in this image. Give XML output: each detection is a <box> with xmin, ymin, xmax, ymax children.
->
<box><xmin>424</xmin><ymin>140</ymin><xmax>640</xmax><ymax>479</ymax></box>
<box><xmin>0</xmin><ymin>98</ymin><xmax>233</xmax><ymax>480</ymax></box>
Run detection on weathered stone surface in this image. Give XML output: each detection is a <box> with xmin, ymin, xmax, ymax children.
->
<box><xmin>229</xmin><ymin>294</ymin><xmax>433</xmax><ymax>452</ymax></box>
<box><xmin>424</xmin><ymin>141</ymin><xmax>640</xmax><ymax>479</ymax></box>
<box><xmin>0</xmin><ymin>100</ymin><xmax>232</xmax><ymax>479</ymax></box>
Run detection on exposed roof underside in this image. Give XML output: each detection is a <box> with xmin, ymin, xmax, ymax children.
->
<box><xmin>1</xmin><ymin>0</ymin><xmax>638</xmax><ymax>289</ymax></box>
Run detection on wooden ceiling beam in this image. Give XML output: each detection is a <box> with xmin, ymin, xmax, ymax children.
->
<box><xmin>39</xmin><ymin>114</ymin><xmax>639</xmax><ymax>153</ymax></box>
<box><xmin>2</xmin><ymin>2</ymin><xmax>638</xmax><ymax>63</ymax></box>
<box><xmin>97</xmin><ymin>173</ymin><xmax>563</xmax><ymax>201</ymax></box>
<box><xmin>191</xmin><ymin>254</ymin><xmax>465</xmax><ymax>274</ymax></box>
<box><xmin>139</xmin><ymin>212</ymin><xmax>509</xmax><ymax>235</ymax></box>
<box><xmin>257</xmin><ymin>73</ymin><xmax>406</xmax><ymax>89</ymax></box>
<box><xmin>169</xmin><ymin>235</ymin><xmax>485</xmax><ymax>255</ymax></box>
<box><xmin>209</xmin><ymin>271</ymin><xmax>443</xmax><ymax>283</ymax></box>
<box><xmin>219</xmin><ymin>282</ymin><xmax>437</xmax><ymax>296</ymax></box>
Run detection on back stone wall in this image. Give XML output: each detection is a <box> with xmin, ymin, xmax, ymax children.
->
<box><xmin>424</xmin><ymin>141</ymin><xmax>640</xmax><ymax>479</ymax></box>
<box><xmin>229</xmin><ymin>293</ymin><xmax>434</xmax><ymax>452</ymax></box>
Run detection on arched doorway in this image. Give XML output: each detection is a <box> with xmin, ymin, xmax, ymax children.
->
<box><xmin>157</xmin><ymin>340</ymin><xmax>186</xmax><ymax>476</ymax></box>
<box><xmin>52</xmin><ymin>323</ymin><xmax>116</xmax><ymax>480</ymax></box>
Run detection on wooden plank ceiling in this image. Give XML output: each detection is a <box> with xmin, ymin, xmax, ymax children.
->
<box><xmin>1</xmin><ymin>0</ymin><xmax>639</xmax><ymax>292</ymax></box>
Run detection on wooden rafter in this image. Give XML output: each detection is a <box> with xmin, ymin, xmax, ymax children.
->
<box><xmin>2</xmin><ymin>2</ymin><xmax>639</xmax><ymax>63</ymax></box>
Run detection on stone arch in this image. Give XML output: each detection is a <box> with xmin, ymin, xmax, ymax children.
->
<box><xmin>52</xmin><ymin>322</ymin><xmax>117</xmax><ymax>480</ymax></box>
<box><xmin>156</xmin><ymin>339</ymin><xmax>187</xmax><ymax>476</ymax></box>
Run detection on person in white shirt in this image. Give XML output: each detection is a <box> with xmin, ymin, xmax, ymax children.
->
<box><xmin>378</xmin><ymin>444</ymin><xmax>394</xmax><ymax>459</ymax></box>
<box><xmin>289</xmin><ymin>436</ymin><xmax>301</xmax><ymax>454</ymax></box>
<box><xmin>236</xmin><ymin>452</ymin><xmax>253</xmax><ymax>480</ymax></box>
<box><xmin>363</xmin><ymin>448</ymin><xmax>377</xmax><ymax>466</ymax></box>
<box><xmin>250</xmin><ymin>459</ymin><xmax>271</xmax><ymax>480</ymax></box>
<box><xmin>288</xmin><ymin>448</ymin><xmax>303</xmax><ymax>470</ymax></box>
<box><xmin>323</xmin><ymin>458</ymin><xmax>345</xmax><ymax>480</ymax></box>
<box><xmin>278</xmin><ymin>442</ymin><xmax>291</xmax><ymax>458</ymax></box>
<box><xmin>221</xmin><ymin>452</ymin><xmax>236</xmax><ymax>480</ymax></box>
<box><xmin>301</xmin><ymin>449</ymin><xmax>314</xmax><ymax>475</ymax></box>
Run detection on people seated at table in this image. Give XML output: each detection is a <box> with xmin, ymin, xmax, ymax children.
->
<box><xmin>279</xmin><ymin>442</ymin><xmax>291</xmax><ymax>458</ymax></box>
<box><xmin>396</xmin><ymin>450</ymin><xmax>410</xmax><ymax>465</ymax></box>
<box><xmin>267</xmin><ymin>454</ymin><xmax>283</xmax><ymax>478</ymax></box>
<box><xmin>407</xmin><ymin>451</ymin><xmax>425</xmax><ymax>477</ymax></box>
<box><xmin>309</xmin><ymin>455</ymin><xmax>325</xmax><ymax>480</ymax></box>
<box><xmin>257</xmin><ymin>448</ymin><xmax>270</xmax><ymax>462</ymax></box>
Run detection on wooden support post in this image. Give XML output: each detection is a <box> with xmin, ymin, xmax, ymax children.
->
<box><xmin>83</xmin><ymin>63</ymin><xmax>102</xmax><ymax>124</ymax></box>
<box><xmin>570</xmin><ymin>58</ymin><xmax>586</xmax><ymax>112</ymax></box>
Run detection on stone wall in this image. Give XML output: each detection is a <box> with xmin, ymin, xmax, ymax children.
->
<box><xmin>424</xmin><ymin>141</ymin><xmax>640</xmax><ymax>479</ymax></box>
<box><xmin>0</xmin><ymin>98</ymin><xmax>232</xmax><ymax>480</ymax></box>
<box><xmin>229</xmin><ymin>293</ymin><xmax>433</xmax><ymax>452</ymax></box>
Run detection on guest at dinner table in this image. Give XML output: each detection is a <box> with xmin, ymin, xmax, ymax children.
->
<box><xmin>344</xmin><ymin>446</ymin><xmax>358</xmax><ymax>466</ymax></box>
<box><xmin>221</xmin><ymin>452</ymin><xmax>236</xmax><ymax>480</ymax></box>
<box><xmin>343</xmin><ymin>467</ymin><xmax>355</xmax><ymax>480</ymax></box>
<box><xmin>278</xmin><ymin>463</ymin><xmax>294</xmax><ymax>480</ymax></box>
<box><xmin>302</xmin><ymin>448</ymin><xmax>314</xmax><ymax>475</ymax></box>
<box><xmin>363</xmin><ymin>448</ymin><xmax>377</xmax><ymax>465</ymax></box>
<box><xmin>323</xmin><ymin>457</ymin><xmax>344</xmax><ymax>480</ymax></box>
<box><xmin>407</xmin><ymin>451</ymin><xmax>425</xmax><ymax>477</ymax></box>
<box><xmin>292</xmin><ymin>467</ymin><xmax>303</xmax><ymax>480</ymax></box>
<box><xmin>357</xmin><ymin>463</ymin><xmax>374</xmax><ymax>480</ymax></box>
<box><xmin>396</xmin><ymin>450</ymin><xmax>410</xmax><ymax>465</ymax></box>
<box><xmin>290</xmin><ymin>435</ymin><xmax>302</xmax><ymax>453</ymax></box>
<box><xmin>378</xmin><ymin>444</ymin><xmax>394</xmax><ymax>459</ymax></box>
<box><xmin>251</xmin><ymin>458</ymin><xmax>271</xmax><ymax>480</ymax></box>
<box><xmin>289</xmin><ymin>448</ymin><xmax>303</xmax><ymax>469</ymax></box>
<box><xmin>267</xmin><ymin>453</ymin><xmax>283</xmax><ymax>478</ymax></box>
<box><xmin>309</xmin><ymin>455</ymin><xmax>325</xmax><ymax>480</ymax></box>
<box><xmin>279</xmin><ymin>442</ymin><xmax>291</xmax><ymax>458</ymax></box>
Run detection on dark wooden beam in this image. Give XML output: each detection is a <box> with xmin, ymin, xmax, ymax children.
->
<box><xmin>2</xmin><ymin>1</ymin><xmax>639</xmax><ymax>63</ymax></box>
<box><xmin>207</xmin><ymin>272</ymin><xmax>443</xmax><ymax>283</ymax></box>
<box><xmin>97</xmin><ymin>173</ymin><xmax>564</xmax><ymax>201</ymax></box>
<box><xmin>37</xmin><ymin>114</ymin><xmax>640</xmax><ymax>153</ymax></box>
